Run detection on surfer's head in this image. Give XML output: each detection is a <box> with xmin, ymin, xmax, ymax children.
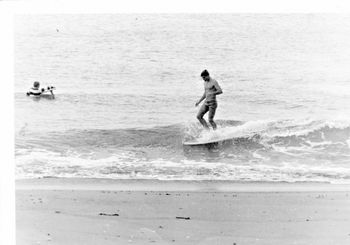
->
<box><xmin>33</xmin><ymin>81</ymin><xmax>40</xmax><ymax>88</ymax></box>
<box><xmin>201</xmin><ymin>70</ymin><xmax>210</xmax><ymax>81</ymax></box>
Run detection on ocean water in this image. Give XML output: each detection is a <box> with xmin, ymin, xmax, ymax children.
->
<box><xmin>15</xmin><ymin>14</ymin><xmax>350</xmax><ymax>183</ymax></box>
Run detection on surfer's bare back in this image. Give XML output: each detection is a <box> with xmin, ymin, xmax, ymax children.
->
<box><xmin>195</xmin><ymin>70</ymin><xmax>223</xmax><ymax>130</ymax></box>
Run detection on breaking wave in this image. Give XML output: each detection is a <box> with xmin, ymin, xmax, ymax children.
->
<box><xmin>15</xmin><ymin>119</ymin><xmax>350</xmax><ymax>182</ymax></box>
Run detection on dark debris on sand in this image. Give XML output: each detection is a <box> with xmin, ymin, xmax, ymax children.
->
<box><xmin>99</xmin><ymin>213</ymin><xmax>119</xmax><ymax>216</ymax></box>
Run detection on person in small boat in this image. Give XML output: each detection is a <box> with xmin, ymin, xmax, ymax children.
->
<box><xmin>26</xmin><ymin>81</ymin><xmax>55</xmax><ymax>98</ymax></box>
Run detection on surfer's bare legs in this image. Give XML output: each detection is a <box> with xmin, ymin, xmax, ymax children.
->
<box><xmin>208</xmin><ymin>103</ymin><xmax>217</xmax><ymax>130</ymax></box>
<box><xmin>197</xmin><ymin>104</ymin><xmax>210</xmax><ymax>130</ymax></box>
<box><xmin>197</xmin><ymin>116</ymin><xmax>210</xmax><ymax>129</ymax></box>
<box><xmin>209</xmin><ymin>118</ymin><xmax>217</xmax><ymax>130</ymax></box>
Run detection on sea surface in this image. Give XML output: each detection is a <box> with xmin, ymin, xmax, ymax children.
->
<box><xmin>15</xmin><ymin>14</ymin><xmax>350</xmax><ymax>183</ymax></box>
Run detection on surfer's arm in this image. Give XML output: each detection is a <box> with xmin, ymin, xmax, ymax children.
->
<box><xmin>195</xmin><ymin>92</ymin><xmax>206</xmax><ymax>106</ymax></box>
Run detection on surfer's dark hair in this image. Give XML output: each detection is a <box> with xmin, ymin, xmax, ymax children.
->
<box><xmin>33</xmin><ymin>81</ymin><xmax>40</xmax><ymax>88</ymax></box>
<box><xmin>201</xmin><ymin>70</ymin><xmax>209</xmax><ymax>77</ymax></box>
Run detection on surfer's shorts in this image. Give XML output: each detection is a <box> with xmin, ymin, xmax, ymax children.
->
<box><xmin>197</xmin><ymin>101</ymin><xmax>217</xmax><ymax>121</ymax></box>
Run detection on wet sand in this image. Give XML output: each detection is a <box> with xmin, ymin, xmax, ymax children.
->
<box><xmin>16</xmin><ymin>178</ymin><xmax>350</xmax><ymax>245</ymax></box>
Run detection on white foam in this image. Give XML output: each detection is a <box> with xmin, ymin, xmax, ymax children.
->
<box><xmin>15</xmin><ymin>149</ymin><xmax>350</xmax><ymax>184</ymax></box>
<box><xmin>188</xmin><ymin>118</ymin><xmax>350</xmax><ymax>145</ymax></box>
<box><xmin>195</xmin><ymin>119</ymin><xmax>271</xmax><ymax>142</ymax></box>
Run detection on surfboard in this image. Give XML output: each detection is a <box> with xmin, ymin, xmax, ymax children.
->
<box><xmin>183</xmin><ymin>135</ymin><xmax>233</xmax><ymax>146</ymax></box>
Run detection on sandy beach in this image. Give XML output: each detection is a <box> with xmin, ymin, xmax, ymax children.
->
<box><xmin>16</xmin><ymin>178</ymin><xmax>350</xmax><ymax>245</ymax></box>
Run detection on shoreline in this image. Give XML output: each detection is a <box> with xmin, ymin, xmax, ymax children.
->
<box><xmin>16</xmin><ymin>177</ymin><xmax>350</xmax><ymax>192</ymax></box>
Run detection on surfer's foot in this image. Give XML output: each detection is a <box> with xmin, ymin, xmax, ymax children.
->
<box><xmin>209</xmin><ymin>122</ymin><xmax>217</xmax><ymax>130</ymax></box>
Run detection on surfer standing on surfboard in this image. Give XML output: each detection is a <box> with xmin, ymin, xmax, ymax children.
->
<box><xmin>195</xmin><ymin>70</ymin><xmax>223</xmax><ymax>130</ymax></box>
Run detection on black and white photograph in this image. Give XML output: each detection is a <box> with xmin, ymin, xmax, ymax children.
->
<box><xmin>2</xmin><ymin>1</ymin><xmax>350</xmax><ymax>244</ymax></box>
